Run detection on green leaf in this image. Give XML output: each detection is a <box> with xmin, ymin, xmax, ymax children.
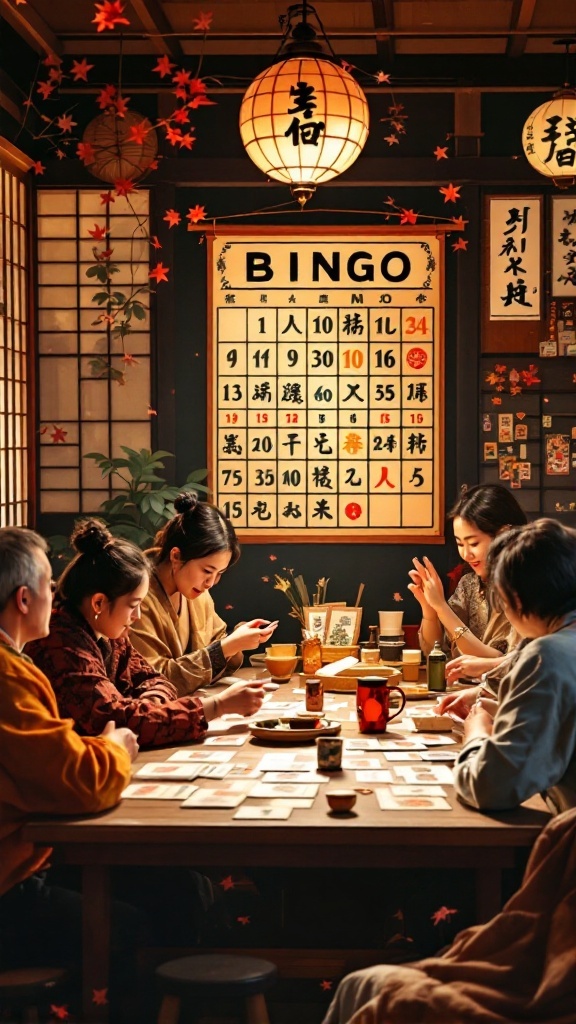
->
<box><xmin>86</xmin><ymin>266</ymin><xmax>101</xmax><ymax>278</ymax></box>
<box><xmin>132</xmin><ymin>304</ymin><xmax>147</xmax><ymax>321</ymax></box>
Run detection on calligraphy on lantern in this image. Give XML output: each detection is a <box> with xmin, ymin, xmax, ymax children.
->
<box><xmin>208</xmin><ymin>232</ymin><xmax>444</xmax><ymax>540</ymax></box>
<box><xmin>552</xmin><ymin>197</ymin><xmax>576</xmax><ymax>297</ymax></box>
<box><xmin>489</xmin><ymin>198</ymin><xmax>541</xmax><ymax>320</ymax></box>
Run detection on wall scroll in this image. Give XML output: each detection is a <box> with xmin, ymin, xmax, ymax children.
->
<box><xmin>489</xmin><ymin>197</ymin><xmax>541</xmax><ymax>320</ymax></box>
<box><xmin>552</xmin><ymin>196</ymin><xmax>576</xmax><ymax>296</ymax></box>
<box><xmin>208</xmin><ymin>228</ymin><xmax>444</xmax><ymax>541</ymax></box>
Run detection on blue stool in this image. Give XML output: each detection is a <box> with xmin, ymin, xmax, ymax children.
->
<box><xmin>156</xmin><ymin>953</ymin><xmax>277</xmax><ymax>1024</ymax></box>
<box><xmin>0</xmin><ymin>966</ymin><xmax>68</xmax><ymax>1023</ymax></box>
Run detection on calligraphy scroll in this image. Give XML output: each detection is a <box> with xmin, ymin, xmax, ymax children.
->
<box><xmin>208</xmin><ymin>228</ymin><xmax>444</xmax><ymax>541</ymax></box>
<box><xmin>489</xmin><ymin>197</ymin><xmax>541</xmax><ymax>320</ymax></box>
<box><xmin>552</xmin><ymin>196</ymin><xmax>576</xmax><ymax>296</ymax></box>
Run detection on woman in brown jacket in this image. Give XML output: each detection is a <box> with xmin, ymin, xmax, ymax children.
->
<box><xmin>130</xmin><ymin>492</ymin><xmax>278</xmax><ymax>695</ymax></box>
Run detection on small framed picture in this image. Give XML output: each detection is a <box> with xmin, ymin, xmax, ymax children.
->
<box><xmin>304</xmin><ymin>605</ymin><xmax>330</xmax><ymax>642</ymax></box>
<box><xmin>326</xmin><ymin>606</ymin><xmax>362</xmax><ymax>646</ymax></box>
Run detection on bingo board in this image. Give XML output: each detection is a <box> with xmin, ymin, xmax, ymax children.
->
<box><xmin>208</xmin><ymin>228</ymin><xmax>444</xmax><ymax>541</ymax></box>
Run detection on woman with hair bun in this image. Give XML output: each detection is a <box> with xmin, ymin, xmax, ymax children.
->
<box><xmin>130</xmin><ymin>492</ymin><xmax>278</xmax><ymax>695</ymax></box>
<box><xmin>27</xmin><ymin>518</ymin><xmax>265</xmax><ymax>747</ymax></box>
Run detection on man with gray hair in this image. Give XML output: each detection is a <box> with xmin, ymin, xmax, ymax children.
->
<box><xmin>0</xmin><ymin>526</ymin><xmax>138</xmax><ymax>984</ymax></box>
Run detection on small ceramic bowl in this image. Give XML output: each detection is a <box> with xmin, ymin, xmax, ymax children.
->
<box><xmin>326</xmin><ymin>790</ymin><xmax>357</xmax><ymax>813</ymax></box>
<box><xmin>264</xmin><ymin>655</ymin><xmax>299</xmax><ymax>681</ymax></box>
<box><xmin>266</xmin><ymin>644</ymin><xmax>298</xmax><ymax>657</ymax></box>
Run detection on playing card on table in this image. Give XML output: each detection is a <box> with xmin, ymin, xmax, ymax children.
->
<box><xmin>376</xmin><ymin>790</ymin><xmax>452</xmax><ymax>811</ymax></box>
<box><xmin>135</xmin><ymin>762</ymin><xmax>201</xmax><ymax>781</ymax></box>
<box><xmin>417</xmin><ymin>734</ymin><xmax>457</xmax><ymax>746</ymax></box>
<box><xmin>249</xmin><ymin>782</ymin><xmax>319</xmax><ymax>799</ymax></box>
<box><xmin>256</xmin><ymin>753</ymin><xmax>316</xmax><ymax>772</ymax></box>
<box><xmin>203</xmin><ymin>735</ymin><xmax>248</xmax><ymax>746</ymax></box>
<box><xmin>344</xmin><ymin>738</ymin><xmax>382</xmax><ymax>751</ymax></box>
<box><xmin>167</xmin><ymin>749</ymin><xmax>235</xmax><ymax>763</ymax></box>
<box><xmin>342</xmin><ymin>756</ymin><xmax>383</xmax><ymax>770</ymax></box>
<box><xmin>197</xmin><ymin>763</ymin><xmax>235</xmax><ymax>779</ymax></box>
<box><xmin>421</xmin><ymin>750</ymin><xmax>457</xmax><ymax>762</ymax></box>
<box><xmin>181</xmin><ymin>789</ymin><xmax>247</xmax><ymax>809</ymax></box>
<box><xmin>122</xmin><ymin>782</ymin><xmax>198</xmax><ymax>800</ymax></box>
<box><xmin>377</xmin><ymin>738</ymin><xmax>426</xmax><ymax>751</ymax></box>
<box><xmin>391</xmin><ymin>785</ymin><xmax>447</xmax><ymax>797</ymax></box>
<box><xmin>382</xmin><ymin>751</ymin><xmax>424</xmax><ymax>762</ymax></box>
<box><xmin>262</xmin><ymin>772</ymin><xmax>329</xmax><ymax>784</ymax></box>
<box><xmin>227</xmin><ymin>764</ymin><xmax>262</xmax><ymax>778</ymax></box>
<box><xmin>233</xmin><ymin>805</ymin><xmax>293</xmax><ymax>820</ymax></box>
<box><xmin>355</xmin><ymin>770</ymin><xmax>394</xmax><ymax>784</ymax></box>
<box><xmin>393</xmin><ymin>765</ymin><xmax>454</xmax><ymax>785</ymax></box>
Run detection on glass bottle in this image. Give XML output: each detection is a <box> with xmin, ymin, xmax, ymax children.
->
<box><xmin>301</xmin><ymin>633</ymin><xmax>323</xmax><ymax>674</ymax></box>
<box><xmin>427</xmin><ymin>641</ymin><xmax>447</xmax><ymax>692</ymax></box>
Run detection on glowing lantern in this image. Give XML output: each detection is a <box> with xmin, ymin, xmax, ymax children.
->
<box><xmin>82</xmin><ymin>110</ymin><xmax>158</xmax><ymax>184</ymax></box>
<box><xmin>522</xmin><ymin>90</ymin><xmax>576</xmax><ymax>189</ymax></box>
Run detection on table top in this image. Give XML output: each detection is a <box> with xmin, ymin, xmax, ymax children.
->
<box><xmin>23</xmin><ymin>679</ymin><xmax>550</xmax><ymax>864</ymax></box>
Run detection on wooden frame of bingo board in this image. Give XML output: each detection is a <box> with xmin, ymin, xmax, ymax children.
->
<box><xmin>206</xmin><ymin>225</ymin><xmax>446</xmax><ymax>543</ymax></box>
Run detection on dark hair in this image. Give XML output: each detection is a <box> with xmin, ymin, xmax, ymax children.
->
<box><xmin>488</xmin><ymin>518</ymin><xmax>576</xmax><ymax>623</ymax></box>
<box><xmin>57</xmin><ymin>519</ymin><xmax>149</xmax><ymax>607</ymax></box>
<box><xmin>448</xmin><ymin>483</ymin><xmax>527</xmax><ymax>537</ymax></box>
<box><xmin>150</xmin><ymin>492</ymin><xmax>240</xmax><ymax>567</ymax></box>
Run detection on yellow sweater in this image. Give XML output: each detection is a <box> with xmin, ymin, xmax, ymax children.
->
<box><xmin>0</xmin><ymin>642</ymin><xmax>131</xmax><ymax>898</ymax></box>
<box><xmin>130</xmin><ymin>573</ymin><xmax>242</xmax><ymax>696</ymax></box>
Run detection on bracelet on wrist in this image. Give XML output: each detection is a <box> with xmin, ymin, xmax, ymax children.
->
<box><xmin>451</xmin><ymin>625</ymin><xmax>470</xmax><ymax>642</ymax></box>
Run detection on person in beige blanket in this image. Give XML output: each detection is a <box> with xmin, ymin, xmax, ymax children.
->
<box><xmin>131</xmin><ymin>492</ymin><xmax>278</xmax><ymax>695</ymax></box>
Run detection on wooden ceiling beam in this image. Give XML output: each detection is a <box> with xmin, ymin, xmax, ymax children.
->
<box><xmin>129</xmin><ymin>0</ymin><xmax>183</xmax><ymax>58</ymax></box>
<box><xmin>507</xmin><ymin>0</ymin><xmax>537</xmax><ymax>58</ymax></box>
<box><xmin>0</xmin><ymin>0</ymin><xmax>61</xmax><ymax>57</ymax></box>
<box><xmin>371</xmin><ymin>0</ymin><xmax>395</xmax><ymax>62</ymax></box>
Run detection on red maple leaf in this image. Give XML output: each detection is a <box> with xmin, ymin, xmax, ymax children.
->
<box><xmin>399</xmin><ymin>208</ymin><xmax>417</xmax><ymax>225</ymax></box>
<box><xmin>147</xmin><ymin>406</ymin><xmax>158</xmax><ymax>416</ymax></box>
<box><xmin>77</xmin><ymin>142</ymin><xmax>95</xmax><ymax>165</ymax></box>
<box><xmin>43</xmin><ymin>53</ymin><xmax>61</xmax><ymax>67</ymax></box>
<box><xmin>70</xmin><ymin>58</ymin><xmax>94</xmax><ymax>82</ymax></box>
<box><xmin>172</xmin><ymin>106</ymin><xmax>190</xmax><ymax>124</ymax></box>
<box><xmin>88</xmin><ymin>224</ymin><xmax>107</xmax><ymax>240</ymax></box>
<box><xmin>95</xmin><ymin>248</ymin><xmax>114</xmax><ymax>260</ymax></box>
<box><xmin>49</xmin><ymin>1006</ymin><xmax>70</xmax><ymax>1021</ymax></box>
<box><xmin>491</xmin><ymin>396</ymin><xmax>502</xmax><ymax>406</ymax></box>
<box><xmin>50</xmin><ymin>426</ymin><xmax>67</xmax><ymax>444</ymax></box>
<box><xmin>452</xmin><ymin>237</ymin><xmax>468</xmax><ymax>252</ymax></box>
<box><xmin>224</xmin><ymin>603</ymin><xmax>234</xmax><ymax>610</ymax></box>
<box><xmin>150</xmin><ymin>235</ymin><xmax>162</xmax><ymax>249</ymax></box>
<box><xmin>92</xmin><ymin>989</ymin><xmax>108</xmax><ymax>1006</ymax></box>
<box><xmin>163</xmin><ymin>208</ymin><xmax>181</xmax><ymax>228</ymax></box>
<box><xmin>149</xmin><ymin>262</ymin><xmax>170</xmax><ymax>283</ymax></box>
<box><xmin>431</xmin><ymin>906</ymin><xmax>458</xmax><ymax>926</ymax></box>
<box><xmin>32</xmin><ymin>160</ymin><xmax>45</xmax><ymax>175</ymax></box>
<box><xmin>172</xmin><ymin>68</ymin><xmax>192</xmax><ymax>88</ymax></box>
<box><xmin>114</xmin><ymin>177</ymin><xmax>136</xmax><ymax>196</ymax></box>
<box><xmin>219</xmin><ymin>875</ymin><xmax>235</xmax><ymax>891</ymax></box>
<box><xmin>237</xmin><ymin>915</ymin><xmax>250</xmax><ymax>925</ymax></box>
<box><xmin>37</xmin><ymin>81</ymin><xmax>55</xmax><ymax>100</ymax></box>
<box><xmin>100</xmin><ymin>190</ymin><xmax>115</xmax><ymax>205</ymax></box>
<box><xmin>178</xmin><ymin>131</ymin><xmax>195</xmax><ymax>150</ymax></box>
<box><xmin>173</xmin><ymin>86</ymin><xmax>189</xmax><ymax>102</ymax></box>
<box><xmin>393</xmin><ymin>592</ymin><xmax>403</xmax><ymax>602</ymax></box>
<box><xmin>165</xmin><ymin>126</ymin><xmax>183</xmax><ymax>146</ymax></box>
<box><xmin>520</xmin><ymin>364</ymin><xmax>541</xmax><ymax>387</ymax></box>
<box><xmin>56</xmin><ymin>148</ymin><xmax>66</xmax><ymax>160</ymax></box>
<box><xmin>439</xmin><ymin>182</ymin><xmax>461</xmax><ymax>203</ymax></box>
<box><xmin>269</xmin><ymin>554</ymin><xmax>277</xmax><ymax>561</ymax></box>
<box><xmin>188</xmin><ymin>78</ymin><xmax>207</xmax><ymax>95</ymax></box>
<box><xmin>48</xmin><ymin>67</ymin><xmax>64</xmax><ymax>84</ymax></box>
<box><xmin>121</xmin><ymin>353</ymin><xmax>139</xmax><ymax>365</ymax></box>
<box><xmin>433</xmin><ymin>145</ymin><xmax>448</xmax><ymax>160</ymax></box>
<box><xmin>450</xmin><ymin>216</ymin><xmax>468</xmax><ymax>231</ymax></box>
<box><xmin>93</xmin><ymin>1</ymin><xmax>130</xmax><ymax>32</ymax></box>
<box><xmin>114</xmin><ymin>94</ymin><xmax>130</xmax><ymax>117</ymax></box>
<box><xmin>188</xmin><ymin>93</ymin><xmax>216</xmax><ymax>109</ymax></box>
<box><xmin>320</xmin><ymin>980</ymin><xmax>333</xmax><ymax>991</ymax></box>
<box><xmin>494</xmin><ymin>364</ymin><xmax>507</xmax><ymax>373</ymax></box>
<box><xmin>128</xmin><ymin>121</ymin><xmax>148</xmax><ymax>145</ymax></box>
<box><xmin>152</xmin><ymin>55</ymin><xmax>175</xmax><ymax>78</ymax></box>
<box><xmin>375</xmin><ymin>70</ymin><xmax>391</xmax><ymax>84</ymax></box>
<box><xmin>186</xmin><ymin>204</ymin><xmax>206</xmax><ymax>224</ymax></box>
<box><xmin>384</xmin><ymin>134</ymin><xmax>399</xmax><ymax>146</ymax></box>
<box><xmin>261</xmin><ymin>576</ymin><xmax>270</xmax><ymax>583</ymax></box>
<box><xmin>56</xmin><ymin>113</ymin><xmax>76</xmax><ymax>133</ymax></box>
<box><xmin>193</xmin><ymin>11</ymin><xmax>213</xmax><ymax>31</ymax></box>
<box><xmin>96</xmin><ymin>84</ymin><xmax>117</xmax><ymax>110</ymax></box>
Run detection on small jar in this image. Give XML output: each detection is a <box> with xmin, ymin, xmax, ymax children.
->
<box><xmin>305</xmin><ymin>678</ymin><xmax>324</xmax><ymax>712</ymax></box>
<box><xmin>301</xmin><ymin>634</ymin><xmax>323</xmax><ymax>674</ymax></box>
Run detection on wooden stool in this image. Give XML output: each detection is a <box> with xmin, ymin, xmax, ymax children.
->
<box><xmin>0</xmin><ymin>966</ymin><xmax>68</xmax><ymax>1023</ymax></box>
<box><xmin>155</xmin><ymin>953</ymin><xmax>277</xmax><ymax>1024</ymax></box>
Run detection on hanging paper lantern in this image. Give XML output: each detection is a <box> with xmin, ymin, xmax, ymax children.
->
<box><xmin>82</xmin><ymin>110</ymin><xmax>158</xmax><ymax>184</ymax></box>
<box><xmin>522</xmin><ymin>90</ymin><xmax>576</xmax><ymax>188</ymax></box>
<box><xmin>239</xmin><ymin>56</ymin><xmax>369</xmax><ymax>205</ymax></box>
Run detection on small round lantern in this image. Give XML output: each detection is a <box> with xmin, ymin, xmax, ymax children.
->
<box><xmin>82</xmin><ymin>110</ymin><xmax>158</xmax><ymax>184</ymax></box>
<box><xmin>239</xmin><ymin>55</ymin><xmax>369</xmax><ymax>205</ymax></box>
<box><xmin>522</xmin><ymin>90</ymin><xmax>576</xmax><ymax>189</ymax></box>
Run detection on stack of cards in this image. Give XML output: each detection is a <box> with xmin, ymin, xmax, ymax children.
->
<box><xmin>376</xmin><ymin>790</ymin><xmax>452</xmax><ymax>811</ymax></box>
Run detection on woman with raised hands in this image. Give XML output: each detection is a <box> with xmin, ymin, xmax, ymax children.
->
<box><xmin>27</xmin><ymin>519</ymin><xmax>264</xmax><ymax>747</ymax></box>
<box><xmin>408</xmin><ymin>484</ymin><xmax>527</xmax><ymax>667</ymax></box>
<box><xmin>130</xmin><ymin>491</ymin><xmax>277</xmax><ymax>695</ymax></box>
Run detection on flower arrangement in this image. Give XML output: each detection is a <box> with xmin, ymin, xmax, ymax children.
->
<box><xmin>273</xmin><ymin>572</ymin><xmax>330</xmax><ymax>627</ymax></box>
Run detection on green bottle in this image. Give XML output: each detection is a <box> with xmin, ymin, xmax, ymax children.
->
<box><xmin>427</xmin><ymin>641</ymin><xmax>447</xmax><ymax>692</ymax></box>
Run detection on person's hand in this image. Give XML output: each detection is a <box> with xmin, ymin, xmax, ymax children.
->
<box><xmin>224</xmin><ymin>619</ymin><xmax>279</xmax><ymax>655</ymax></box>
<box><xmin>410</xmin><ymin>557</ymin><xmax>446</xmax><ymax>614</ymax></box>
<box><xmin>218</xmin><ymin>680</ymin><xmax>265</xmax><ymax>717</ymax></box>
<box><xmin>434</xmin><ymin>685</ymin><xmax>481</xmax><ymax>720</ymax></box>
<box><xmin>446</xmin><ymin>655</ymin><xmax>500</xmax><ymax>685</ymax></box>
<box><xmin>407</xmin><ymin>565</ymin><xmax>435</xmax><ymax>617</ymax></box>
<box><xmin>101</xmin><ymin>720</ymin><xmax>139</xmax><ymax>762</ymax></box>
<box><xmin>462</xmin><ymin>702</ymin><xmax>493</xmax><ymax>743</ymax></box>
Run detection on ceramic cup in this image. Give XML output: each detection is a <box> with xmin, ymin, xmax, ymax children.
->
<box><xmin>264</xmin><ymin>654</ymin><xmax>298</xmax><ymax>681</ymax></box>
<box><xmin>326</xmin><ymin>790</ymin><xmax>357</xmax><ymax>813</ymax></box>
<box><xmin>266</xmin><ymin>643</ymin><xmax>297</xmax><ymax>657</ymax></box>
<box><xmin>402</xmin><ymin>649</ymin><xmax>422</xmax><ymax>682</ymax></box>
<box><xmin>378</xmin><ymin>610</ymin><xmax>404</xmax><ymax>636</ymax></box>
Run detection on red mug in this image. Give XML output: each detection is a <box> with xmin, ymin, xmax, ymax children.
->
<box><xmin>357</xmin><ymin>678</ymin><xmax>406</xmax><ymax>734</ymax></box>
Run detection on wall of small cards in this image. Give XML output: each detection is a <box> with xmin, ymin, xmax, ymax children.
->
<box><xmin>480</xmin><ymin>356</ymin><xmax>576</xmax><ymax>519</ymax></box>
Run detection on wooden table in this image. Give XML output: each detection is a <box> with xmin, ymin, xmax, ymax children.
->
<box><xmin>23</xmin><ymin>681</ymin><xmax>549</xmax><ymax>1022</ymax></box>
